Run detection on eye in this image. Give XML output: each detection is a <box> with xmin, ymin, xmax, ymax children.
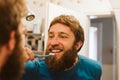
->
<box><xmin>48</xmin><ymin>34</ymin><xmax>54</xmax><ymax>38</ymax></box>
<box><xmin>59</xmin><ymin>35</ymin><xmax>68</xmax><ymax>38</ymax></box>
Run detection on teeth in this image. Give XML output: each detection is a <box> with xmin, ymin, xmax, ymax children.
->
<box><xmin>51</xmin><ymin>50</ymin><xmax>61</xmax><ymax>53</ymax></box>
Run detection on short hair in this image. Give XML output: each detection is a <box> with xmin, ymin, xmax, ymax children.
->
<box><xmin>0</xmin><ymin>0</ymin><xmax>26</xmax><ymax>46</ymax></box>
<box><xmin>49</xmin><ymin>14</ymin><xmax>84</xmax><ymax>51</ymax></box>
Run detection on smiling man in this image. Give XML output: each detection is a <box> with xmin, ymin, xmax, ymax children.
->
<box><xmin>22</xmin><ymin>14</ymin><xmax>102</xmax><ymax>80</ymax></box>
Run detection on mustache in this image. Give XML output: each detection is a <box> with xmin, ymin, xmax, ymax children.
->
<box><xmin>47</xmin><ymin>44</ymin><xmax>63</xmax><ymax>50</ymax></box>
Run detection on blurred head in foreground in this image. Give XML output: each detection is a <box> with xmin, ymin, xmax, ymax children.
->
<box><xmin>0</xmin><ymin>0</ymin><xmax>27</xmax><ymax>80</ymax></box>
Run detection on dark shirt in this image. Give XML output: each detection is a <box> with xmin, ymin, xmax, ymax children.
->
<box><xmin>21</xmin><ymin>55</ymin><xmax>102</xmax><ymax>80</ymax></box>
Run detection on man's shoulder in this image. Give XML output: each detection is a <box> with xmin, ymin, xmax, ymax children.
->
<box><xmin>78</xmin><ymin>55</ymin><xmax>102</xmax><ymax>71</ymax></box>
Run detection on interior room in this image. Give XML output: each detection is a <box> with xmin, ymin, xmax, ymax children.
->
<box><xmin>22</xmin><ymin>0</ymin><xmax>120</xmax><ymax>80</ymax></box>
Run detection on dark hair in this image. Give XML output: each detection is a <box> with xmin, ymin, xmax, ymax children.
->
<box><xmin>49</xmin><ymin>14</ymin><xmax>84</xmax><ymax>52</ymax></box>
<box><xmin>0</xmin><ymin>0</ymin><xmax>26</xmax><ymax>46</ymax></box>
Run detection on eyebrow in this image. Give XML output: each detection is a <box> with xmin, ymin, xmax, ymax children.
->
<box><xmin>59</xmin><ymin>32</ymin><xmax>69</xmax><ymax>36</ymax></box>
<box><xmin>48</xmin><ymin>31</ymin><xmax>69</xmax><ymax>36</ymax></box>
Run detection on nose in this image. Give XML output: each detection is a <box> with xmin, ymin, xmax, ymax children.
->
<box><xmin>49</xmin><ymin>36</ymin><xmax>60</xmax><ymax>46</ymax></box>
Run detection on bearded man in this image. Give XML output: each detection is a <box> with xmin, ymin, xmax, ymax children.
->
<box><xmin>21</xmin><ymin>14</ymin><xmax>102</xmax><ymax>80</ymax></box>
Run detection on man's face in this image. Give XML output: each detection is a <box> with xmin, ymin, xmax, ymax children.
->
<box><xmin>46</xmin><ymin>23</ymin><xmax>75</xmax><ymax>59</ymax></box>
<box><xmin>45</xmin><ymin>23</ymin><xmax>78</xmax><ymax>72</ymax></box>
<box><xmin>0</xmin><ymin>23</ymin><xmax>25</xmax><ymax>80</ymax></box>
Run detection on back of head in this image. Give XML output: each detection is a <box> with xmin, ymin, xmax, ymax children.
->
<box><xmin>0</xmin><ymin>1</ymin><xmax>27</xmax><ymax>80</ymax></box>
<box><xmin>0</xmin><ymin>0</ymin><xmax>26</xmax><ymax>46</ymax></box>
<box><xmin>49</xmin><ymin>14</ymin><xmax>84</xmax><ymax>51</ymax></box>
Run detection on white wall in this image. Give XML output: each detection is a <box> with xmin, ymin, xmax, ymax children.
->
<box><xmin>102</xmin><ymin>64</ymin><xmax>113</xmax><ymax>80</ymax></box>
<box><xmin>51</xmin><ymin>0</ymin><xmax>112</xmax><ymax>15</ymax></box>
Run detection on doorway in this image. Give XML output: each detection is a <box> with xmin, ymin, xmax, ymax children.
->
<box><xmin>89</xmin><ymin>15</ymin><xmax>117</xmax><ymax>80</ymax></box>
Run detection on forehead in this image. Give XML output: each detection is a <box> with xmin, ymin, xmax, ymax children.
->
<box><xmin>49</xmin><ymin>23</ymin><xmax>73</xmax><ymax>34</ymax></box>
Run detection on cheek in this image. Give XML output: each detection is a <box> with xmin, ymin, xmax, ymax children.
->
<box><xmin>21</xmin><ymin>34</ymin><xmax>26</xmax><ymax>47</ymax></box>
<box><xmin>63</xmin><ymin>41</ymin><xmax>74</xmax><ymax>50</ymax></box>
<box><xmin>46</xmin><ymin>41</ymin><xmax>51</xmax><ymax>47</ymax></box>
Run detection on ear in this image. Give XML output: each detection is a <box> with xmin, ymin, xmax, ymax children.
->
<box><xmin>75</xmin><ymin>41</ymin><xmax>83</xmax><ymax>51</ymax></box>
<box><xmin>7</xmin><ymin>31</ymin><xmax>16</xmax><ymax>52</ymax></box>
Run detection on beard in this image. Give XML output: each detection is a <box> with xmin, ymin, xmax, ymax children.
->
<box><xmin>0</xmin><ymin>31</ymin><xmax>25</xmax><ymax>80</ymax></box>
<box><xmin>45</xmin><ymin>43</ymin><xmax>78</xmax><ymax>73</ymax></box>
